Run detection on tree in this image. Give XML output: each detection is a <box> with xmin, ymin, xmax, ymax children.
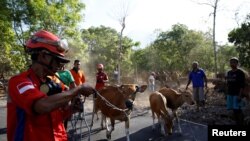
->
<box><xmin>193</xmin><ymin>0</ymin><xmax>220</xmax><ymax>74</ymax></box>
<box><xmin>217</xmin><ymin>44</ymin><xmax>238</xmax><ymax>72</ymax></box>
<box><xmin>131</xmin><ymin>24</ymin><xmax>214</xmax><ymax>79</ymax></box>
<box><xmin>9</xmin><ymin>0</ymin><xmax>85</xmax><ymax>41</ymax></box>
<box><xmin>1</xmin><ymin>0</ymin><xmax>86</xmax><ymax>74</ymax></box>
<box><xmin>0</xmin><ymin>0</ymin><xmax>27</xmax><ymax>77</ymax></box>
<box><xmin>81</xmin><ymin>26</ymin><xmax>139</xmax><ymax>80</ymax></box>
<box><xmin>228</xmin><ymin>14</ymin><xmax>250</xmax><ymax>68</ymax></box>
<box><xmin>153</xmin><ymin>24</ymin><xmax>205</xmax><ymax>72</ymax></box>
<box><xmin>110</xmin><ymin>0</ymin><xmax>130</xmax><ymax>84</ymax></box>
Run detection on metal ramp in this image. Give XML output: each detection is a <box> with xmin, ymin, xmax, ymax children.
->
<box><xmin>67</xmin><ymin>97</ymin><xmax>92</xmax><ymax>141</ymax></box>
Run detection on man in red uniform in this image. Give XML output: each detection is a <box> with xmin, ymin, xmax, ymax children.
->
<box><xmin>95</xmin><ymin>64</ymin><xmax>109</xmax><ymax>91</ymax></box>
<box><xmin>7</xmin><ymin>30</ymin><xmax>94</xmax><ymax>141</ymax></box>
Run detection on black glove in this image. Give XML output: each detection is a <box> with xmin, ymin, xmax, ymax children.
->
<box><xmin>40</xmin><ymin>77</ymin><xmax>62</xmax><ymax>96</ymax></box>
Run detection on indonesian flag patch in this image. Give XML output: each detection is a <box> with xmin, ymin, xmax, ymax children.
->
<box><xmin>17</xmin><ymin>82</ymin><xmax>35</xmax><ymax>94</ymax></box>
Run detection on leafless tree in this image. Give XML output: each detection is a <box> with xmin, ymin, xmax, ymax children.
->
<box><xmin>233</xmin><ymin>2</ymin><xmax>250</xmax><ymax>27</ymax></box>
<box><xmin>109</xmin><ymin>0</ymin><xmax>130</xmax><ymax>84</ymax></box>
<box><xmin>192</xmin><ymin>0</ymin><xmax>220</xmax><ymax>75</ymax></box>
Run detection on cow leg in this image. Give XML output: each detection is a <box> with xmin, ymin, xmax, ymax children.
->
<box><xmin>90</xmin><ymin>110</ymin><xmax>95</xmax><ymax>127</ymax></box>
<box><xmin>101</xmin><ymin>114</ymin><xmax>107</xmax><ymax>129</ymax></box>
<box><xmin>91</xmin><ymin>98</ymin><xmax>97</xmax><ymax>127</ymax></box>
<box><xmin>151</xmin><ymin>109</ymin><xmax>156</xmax><ymax>130</ymax></box>
<box><xmin>157</xmin><ymin>114</ymin><xmax>161</xmax><ymax>129</ymax></box>
<box><xmin>106</xmin><ymin>119</ymin><xmax>115</xmax><ymax>140</ymax></box>
<box><xmin>96</xmin><ymin>112</ymin><xmax>99</xmax><ymax>120</ymax></box>
<box><xmin>174</xmin><ymin>111</ymin><xmax>182</xmax><ymax>134</ymax></box>
<box><xmin>160</xmin><ymin>117</ymin><xmax>166</xmax><ymax>136</ymax></box>
<box><xmin>125</xmin><ymin>117</ymin><xmax>130</xmax><ymax>141</ymax></box>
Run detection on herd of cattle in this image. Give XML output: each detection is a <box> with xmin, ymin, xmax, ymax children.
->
<box><xmin>85</xmin><ymin>71</ymin><xmax>250</xmax><ymax>141</ymax></box>
<box><xmin>86</xmin><ymin>84</ymin><xmax>196</xmax><ymax>141</ymax></box>
<box><xmin>1</xmin><ymin>71</ymin><xmax>250</xmax><ymax>141</ymax></box>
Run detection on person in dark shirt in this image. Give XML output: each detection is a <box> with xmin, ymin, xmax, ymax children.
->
<box><xmin>226</xmin><ymin>57</ymin><xmax>246</xmax><ymax>125</ymax></box>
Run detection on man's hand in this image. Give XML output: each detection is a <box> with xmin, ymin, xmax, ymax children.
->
<box><xmin>78</xmin><ymin>84</ymin><xmax>95</xmax><ymax>97</ymax></box>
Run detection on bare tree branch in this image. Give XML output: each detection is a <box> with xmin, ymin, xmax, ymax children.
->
<box><xmin>191</xmin><ymin>0</ymin><xmax>220</xmax><ymax>75</ymax></box>
<box><xmin>108</xmin><ymin>0</ymin><xmax>130</xmax><ymax>84</ymax></box>
<box><xmin>190</xmin><ymin>0</ymin><xmax>215</xmax><ymax>7</ymax></box>
<box><xmin>234</xmin><ymin>8</ymin><xmax>240</xmax><ymax>27</ymax></box>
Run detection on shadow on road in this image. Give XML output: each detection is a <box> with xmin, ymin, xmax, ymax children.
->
<box><xmin>115</xmin><ymin>120</ymin><xmax>207</xmax><ymax>141</ymax></box>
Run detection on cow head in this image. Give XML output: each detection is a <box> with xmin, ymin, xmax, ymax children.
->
<box><xmin>178</xmin><ymin>89</ymin><xmax>195</xmax><ymax>105</ymax></box>
<box><xmin>119</xmin><ymin>84</ymin><xmax>147</xmax><ymax>100</ymax></box>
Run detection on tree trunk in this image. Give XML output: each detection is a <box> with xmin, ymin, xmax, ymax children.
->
<box><xmin>118</xmin><ymin>22</ymin><xmax>125</xmax><ymax>84</ymax></box>
<box><xmin>213</xmin><ymin>0</ymin><xmax>219</xmax><ymax>76</ymax></box>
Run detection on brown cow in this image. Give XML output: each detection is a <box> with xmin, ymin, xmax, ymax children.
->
<box><xmin>216</xmin><ymin>72</ymin><xmax>226</xmax><ymax>80</ymax></box>
<box><xmin>213</xmin><ymin>79</ymin><xmax>250</xmax><ymax>101</ymax></box>
<box><xmin>158</xmin><ymin>87</ymin><xmax>195</xmax><ymax>134</ymax></box>
<box><xmin>212</xmin><ymin>79</ymin><xmax>227</xmax><ymax>94</ymax></box>
<box><xmin>149</xmin><ymin>91</ymin><xmax>173</xmax><ymax>136</ymax></box>
<box><xmin>91</xmin><ymin>84</ymin><xmax>147</xmax><ymax>141</ymax></box>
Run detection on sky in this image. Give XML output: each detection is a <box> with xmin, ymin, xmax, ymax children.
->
<box><xmin>81</xmin><ymin>0</ymin><xmax>250</xmax><ymax>48</ymax></box>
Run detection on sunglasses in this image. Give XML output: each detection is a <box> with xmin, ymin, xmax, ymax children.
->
<box><xmin>31</xmin><ymin>36</ymin><xmax>69</xmax><ymax>53</ymax></box>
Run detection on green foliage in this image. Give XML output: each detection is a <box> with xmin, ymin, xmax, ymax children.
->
<box><xmin>1</xmin><ymin>0</ymin><xmax>243</xmax><ymax>79</ymax></box>
<box><xmin>0</xmin><ymin>0</ymin><xmax>27</xmax><ymax>77</ymax></box>
<box><xmin>0</xmin><ymin>0</ymin><xmax>86</xmax><ymax>76</ymax></box>
<box><xmin>217</xmin><ymin>44</ymin><xmax>238</xmax><ymax>72</ymax></box>
<box><xmin>228</xmin><ymin>15</ymin><xmax>250</xmax><ymax>68</ymax></box>
<box><xmin>151</xmin><ymin>24</ymin><xmax>207</xmax><ymax>72</ymax></box>
<box><xmin>81</xmin><ymin>26</ymin><xmax>138</xmax><ymax>75</ymax></box>
<box><xmin>131</xmin><ymin>24</ymin><xmax>237</xmax><ymax>77</ymax></box>
<box><xmin>8</xmin><ymin>0</ymin><xmax>85</xmax><ymax>36</ymax></box>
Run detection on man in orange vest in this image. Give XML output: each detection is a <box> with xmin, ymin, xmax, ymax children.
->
<box><xmin>70</xmin><ymin>60</ymin><xmax>86</xmax><ymax>86</ymax></box>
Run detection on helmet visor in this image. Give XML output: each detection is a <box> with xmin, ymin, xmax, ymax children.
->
<box><xmin>31</xmin><ymin>36</ymin><xmax>69</xmax><ymax>53</ymax></box>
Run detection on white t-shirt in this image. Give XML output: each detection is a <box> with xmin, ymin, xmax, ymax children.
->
<box><xmin>148</xmin><ymin>75</ymin><xmax>155</xmax><ymax>85</ymax></box>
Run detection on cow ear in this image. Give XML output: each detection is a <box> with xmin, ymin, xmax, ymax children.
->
<box><xmin>119</xmin><ymin>85</ymin><xmax>124</xmax><ymax>89</ymax></box>
<box><xmin>139</xmin><ymin>85</ymin><xmax>147</xmax><ymax>92</ymax></box>
<box><xmin>118</xmin><ymin>85</ymin><xmax>125</xmax><ymax>93</ymax></box>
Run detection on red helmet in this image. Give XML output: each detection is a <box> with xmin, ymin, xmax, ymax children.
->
<box><xmin>97</xmin><ymin>64</ymin><xmax>104</xmax><ymax>69</ymax></box>
<box><xmin>26</xmin><ymin>30</ymin><xmax>69</xmax><ymax>57</ymax></box>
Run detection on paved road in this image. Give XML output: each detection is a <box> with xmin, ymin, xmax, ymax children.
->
<box><xmin>0</xmin><ymin>107</ymin><xmax>207</xmax><ymax>141</ymax></box>
<box><xmin>0</xmin><ymin>106</ymin><xmax>7</xmax><ymax>141</ymax></box>
<box><xmin>66</xmin><ymin>110</ymin><xmax>207</xmax><ymax>141</ymax></box>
